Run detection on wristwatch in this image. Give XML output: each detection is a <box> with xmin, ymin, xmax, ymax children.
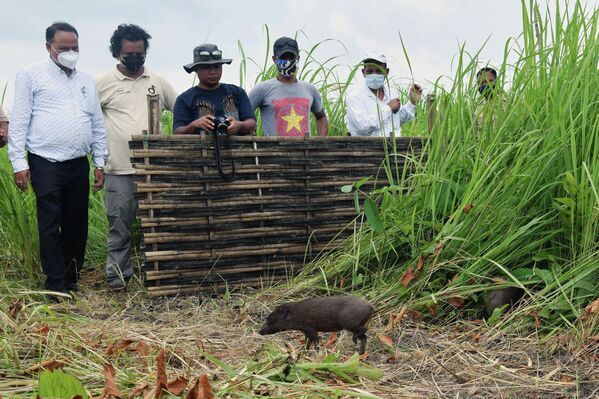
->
<box><xmin>95</xmin><ymin>166</ymin><xmax>104</xmax><ymax>171</ymax></box>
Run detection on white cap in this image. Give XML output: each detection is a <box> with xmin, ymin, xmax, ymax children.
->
<box><xmin>363</xmin><ymin>51</ymin><xmax>387</xmax><ymax>64</ymax></box>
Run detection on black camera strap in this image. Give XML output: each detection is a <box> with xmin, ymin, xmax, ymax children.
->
<box><xmin>212</xmin><ymin>131</ymin><xmax>235</xmax><ymax>181</ymax></box>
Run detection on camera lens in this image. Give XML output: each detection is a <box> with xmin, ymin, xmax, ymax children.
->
<box><xmin>216</xmin><ymin>123</ymin><xmax>228</xmax><ymax>134</ymax></box>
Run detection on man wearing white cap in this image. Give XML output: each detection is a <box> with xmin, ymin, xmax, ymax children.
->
<box><xmin>346</xmin><ymin>51</ymin><xmax>421</xmax><ymax>137</ymax></box>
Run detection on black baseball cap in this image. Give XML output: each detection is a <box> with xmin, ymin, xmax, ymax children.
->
<box><xmin>183</xmin><ymin>43</ymin><xmax>232</xmax><ymax>73</ymax></box>
<box><xmin>273</xmin><ymin>36</ymin><xmax>299</xmax><ymax>58</ymax></box>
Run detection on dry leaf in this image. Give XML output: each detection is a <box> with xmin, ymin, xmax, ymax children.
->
<box><xmin>490</xmin><ymin>276</ymin><xmax>507</xmax><ymax>284</ymax></box>
<box><xmin>135</xmin><ymin>342</ymin><xmax>150</xmax><ymax>358</ymax></box>
<box><xmin>199</xmin><ymin>374</ymin><xmax>214</xmax><ymax>399</ymax></box>
<box><xmin>142</xmin><ymin>388</ymin><xmax>157</xmax><ymax>399</ymax></box>
<box><xmin>128</xmin><ymin>383</ymin><xmax>150</xmax><ymax>398</ymax></box>
<box><xmin>167</xmin><ymin>377</ymin><xmax>189</xmax><ymax>396</ymax></box>
<box><xmin>560</xmin><ymin>374</ymin><xmax>575</xmax><ymax>383</ymax></box>
<box><xmin>386</xmin><ymin>355</ymin><xmax>397</xmax><ymax>363</ymax></box>
<box><xmin>463</xmin><ymin>204</ymin><xmax>473</xmax><ymax>214</ymax></box>
<box><xmin>324</xmin><ymin>332</ymin><xmax>337</xmax><ymax>349</ymax></box>
<box><xmin>100</xmin><ymin>363</ymin><xmax>122</xmax><ymax>399</ymax></box>
<box><xmin>525</xmin><ymin>310</ymin><xmax>541</xmax><ymax>328</ymax></box>
<box><xmin>24</xmin><ymin>359</ymin><xmax>66</xmax><ymax>375</ymax></box>
<box><xmin>409</xmin><ymin>310</ymin><xmax>423</xmax><ymax>321</ymax></box>
<box><xmin>470</xmin><ymin>333</ymin><xmax>482</xmax><ymax>343</ymax></box>
<box><xmin>359</xmin><ymin>352</ymin><xmax>369</xmax><ymax>361</ymax></box>
<box><xmin>155</xmin><ymin>349</ymin><xmax>168</xmax><ymax>398</ymax></box>
<box><xmin>416</xmin><ymin>256</ymin><xmax>424</xmax><ymax>272</ymax></box>
<box><xmin>426</xmin><ymin>304</ymin><xmax>437</xmax><ymax>316</ymax></box>
<box><xmin>449</xmin><ymin>296</ymin><xmax>465</xmax><ymax>308</ymax></box>
<box><xmin>105</xmin><ymin>339</ymin><xmax>134</xmax><ymax>356</ymax></box>
<box><xmin>400</xmin><ymin>267</ymin><xmax>415</xmax><ymax>288</ymax></box>
<box><xmin>9</xmin><ymin>300</ymin><xmax>22</xmax><ymax>320</ymax></box>
<box><xmin>433</xmin><ymin>240</ymin><xmax>444</xmax><ymax>257</ymax></box>
<box><xmin>581</xmin><ymin>298</ymin><xmax>599</xmax><ymax>321</ymax></box>
<box><xmin>338</xmin><ymin>277</ymin><xmax>345</xmax><ymax>289</ymax></box>
<box><xmin>378</xmin><ymin>334</ymin><xmax>394</xmax><ymax>347</ymax></box>
<box><xmin>33</xmin><ymin>323</ymin><xmax>50</xmax><ymax>335</ymax></box>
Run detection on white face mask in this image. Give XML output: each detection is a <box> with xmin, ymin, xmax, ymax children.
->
<box><xmin>51</xmin><ymin>46</ymin><xmax>79</xmax><ymax>70</ymax></box>
<box><xmin>365</xmin><ymin>73</ymin><xmax>385</xmax><ymax>90</ymax></box>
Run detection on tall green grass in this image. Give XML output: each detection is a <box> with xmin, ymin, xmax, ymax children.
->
<box><xmin>289</xmin><ymin>0</ymin><xmax>599</xmax><ymax>336</ymax></box>
<box><xmin>0</xmin><ymin>1</ymin><xmax>596</xmax><ymax>339</ymax></box>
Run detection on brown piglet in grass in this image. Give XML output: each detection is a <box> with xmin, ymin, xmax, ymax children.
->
<box><xmin>259</xmin><ymin>295</ymin><xmax>374</xmax><ymax>354</ymax></box>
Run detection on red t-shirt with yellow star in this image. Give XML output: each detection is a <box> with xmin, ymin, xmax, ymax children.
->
<box><xmin>248</xmin><ymin>78</ymin><xmax>324</xmax><ymax>137</ymax></box>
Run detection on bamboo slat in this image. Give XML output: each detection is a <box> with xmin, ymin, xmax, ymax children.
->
<box><xmin>130</xmin><ymin>135</ymin><xmax>425</xmax><ymax>295</ymax></box>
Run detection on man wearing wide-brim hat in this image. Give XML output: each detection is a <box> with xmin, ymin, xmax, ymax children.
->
<box><xmin>173</xmin><ymin>43</ymin><xmax>256</xmax><ymax>135</ymax></box>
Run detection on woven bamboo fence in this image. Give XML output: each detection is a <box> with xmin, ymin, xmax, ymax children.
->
<box><xmin>130</xmin><ymin>135</ymin><xmax>425</xmax><ymax>296</ymax></box>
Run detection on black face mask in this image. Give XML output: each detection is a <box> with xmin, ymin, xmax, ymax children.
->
<box><xmin>478</xmin><ymin>83</ymin><xmax>495</xmax><ymax>100</ymax></box>
<box><xmin>120</xmin><ymin>54</ymin><xmax>145</xmax><ymax>73</ymax></box>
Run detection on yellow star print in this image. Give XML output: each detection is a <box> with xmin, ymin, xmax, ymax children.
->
<box><xmin>281</xmin><ymin>106</ymin><xmax>305</xmax><ymax>133</ymax></box>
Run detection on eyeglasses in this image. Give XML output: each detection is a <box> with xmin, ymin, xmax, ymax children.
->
<box><xmin>195</xmin><ymin>49</ymin><xmax>222</xmax><ymax>61</ymax></box>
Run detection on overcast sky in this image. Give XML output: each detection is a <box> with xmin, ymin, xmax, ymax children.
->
<box><xmin>0</xmin><ymin>0</ymin><xmax>596</xmax><ymax>112</ymax></box>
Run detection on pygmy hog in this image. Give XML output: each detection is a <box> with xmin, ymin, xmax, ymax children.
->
<box><xmin>486</xmin><ymin>287</ymin><xmax>525</xmax><ymax>315</ymax></box>
<box><xmin>259</xmin><ymin>295</ymin><xmax>374</xmax><ymax>354</ymax></box>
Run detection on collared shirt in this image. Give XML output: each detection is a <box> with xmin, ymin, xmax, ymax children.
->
<box><xmin>346</xmin><ymin>82</ymin><xmax>416</xmax><ymax>137</ymax></box>
<box><xmin>0</xmin><ymin>107</ymin><xmax>8</xmax><ymax>123</ymax></box>
<box><xmin>96</xmin><ymin>66</ymin><xmax>178</xmax><ymax>174</ymax></box>
<box><xmin>8</xmin><ymin>58</ymin><xmax>107</xmax><ymax>173</ymax></box>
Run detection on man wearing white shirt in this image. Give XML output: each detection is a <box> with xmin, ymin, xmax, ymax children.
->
<box><xmin>8</xmin><ymin>22</ymin><xmax>108</xmax><ymax>295</ymax></box>
<box><xmin>346</xmin><ymin>51</ymin><xmax>422</xmax><ymax>137</ymax></box>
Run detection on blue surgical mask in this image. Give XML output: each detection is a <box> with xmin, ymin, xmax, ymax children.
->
<box><xmin>275</xmin><ymin>59</ymin><xmax>298</xmax><ymax>78</ymax></box>
<box><xmin>365</xmin><ymin>73</ymin><xmax>385</xmax><ymax>90</ymax></box>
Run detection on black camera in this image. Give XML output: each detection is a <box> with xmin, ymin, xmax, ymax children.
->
<box><xmin>213</xmin><ymin>116</ymin><xmax>230</xmax><ymax>136</ymax></box>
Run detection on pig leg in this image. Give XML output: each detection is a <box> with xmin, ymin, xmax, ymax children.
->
<box><xmin>303</xmin><ymin>329</ymin><xmax>320</xmax><ymax>351</ymax></box>
<box><xmin>351</xmin><ymin>326</ymin><xmax>368</xmax><ymax>354</ymax></box>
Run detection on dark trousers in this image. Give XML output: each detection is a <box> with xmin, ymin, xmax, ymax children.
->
<box><xmin>29</xmin><ymin>152</ymin><xmax>90</xmax><ymax>291</ymax></box>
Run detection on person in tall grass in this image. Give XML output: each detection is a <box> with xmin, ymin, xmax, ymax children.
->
<box><xmin>7</xmin><ymin>22</ymin><xmax>108</xmax><ymax>295</ymax></box>
<box><xmin>249</xmin><ymin>37</ymin><xmax>328</xmax><ymax>137</ymax></box>
<box><xmin>0</xmin><ymin>106</ymin><xmax>8</xmax><ymax>148</ymax></box>
<box><xmin>96</xmin><ymin>24</ymin><xmax>178</xmax><ymax>290</ymax></box>
<box><xmin>346</xmin><ymin>52</ymin><xmax>422</xmax><ymax>137</ymax></box>
<box><xmin>173</xmin><ymin>44</ymin><xmax>255</xmax><ymax>135</ymax></box>
<box><xmin>474</xmin><ymin>66</ymin><xmax>504</xmax><ymax>131</ymax></box>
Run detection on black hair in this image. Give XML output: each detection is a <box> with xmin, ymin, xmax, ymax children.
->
<box><xmin>109</xmin><ymin>24</ymin><xmax>151</xmax><ymax>58</ymax></box>
<box><xmin>45</xmin><ymin>22</ymin><xmax>78</xmax><ymax>43</ymax></box>
<box><xmin>476</xmin><ymin>67</ymin><xmax>497</xmax><ymax>79</ymax></box>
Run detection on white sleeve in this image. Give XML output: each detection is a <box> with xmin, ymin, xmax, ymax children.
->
<box><xmin>346</xmin><ymin>91</ymin><xmax>392</xmax><ymax>135</ymax></box>
<box><xmin>398</xmin><ymin>101</ymin><xmax>416</xmax><ymax>126</ymax></box>
<box><xmin>89</xmin><ymin>80</ymin><xmax>108</xmax><ymax>167</ymax></box>
<box><xmin>8</xmin><ymin>70</ymin><xmax>33</xmax><ymax>173</ymax></box>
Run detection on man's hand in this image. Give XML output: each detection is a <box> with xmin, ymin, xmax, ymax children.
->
<box><xmin>192</xmin><ymin>115</ymin><xmax>215</xmax><ymax>132</ymax></box>
<box><xmin>226</xmin><ymin>117</ymin><xmax>241</xmax><ymax>135</ymax></box>
<box><xmin>14</xmin><ymin>170</ymin><xmax>30</xmax><ymax>192</ymax></box>
<box><xmin>0</xmin><ymin>122</ymin><xmax>8</xmax><ymax>148</ymax></box>
<box><xmin>409</xmin><ymin>84</ymin><xmax>423</xmax><ymax>105</ymax></box>
<box><xmin>94</xmin><ymin>168</ymin><xmax>105</xmax><ymax>192</ymax></box>
<box><xmin>387</xmin><ymin>98</ymin><xmax>401</xmax><ymax>113</ymax></box>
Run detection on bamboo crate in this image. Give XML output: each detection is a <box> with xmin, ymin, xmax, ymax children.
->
<box><xmin>130</xmin><ymin>135</ymin><xmax>425</xmax><ymax>296</ymax></box>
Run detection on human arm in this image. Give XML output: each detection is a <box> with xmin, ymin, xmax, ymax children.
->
<box><xmin>314</xmin><ymin>110</ymin><xmax>328</xmax><ymax>137</ymax></box>
<box><xmin>0</xmin><ymin>121</ymin><xmax>7</xmax><ymax>148</ymax></box>
<box><xmin>228</xmin><ymin>87</ymin><xmax>256</xmax><ymax>135</ymax></box>
<box><xmin>8</xmin><ymin>70</ymin><xmax>33</xmax><ymax>174</ymax></box>
<box><xmin>172</xmin><ymin>95</ymin><xmax>200</xmax><ymax>134</ymax></box>
<box><xmin>346</xmin><ymin>91</ymin><xmax>392</xmax><ymax>135</ymax></box>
